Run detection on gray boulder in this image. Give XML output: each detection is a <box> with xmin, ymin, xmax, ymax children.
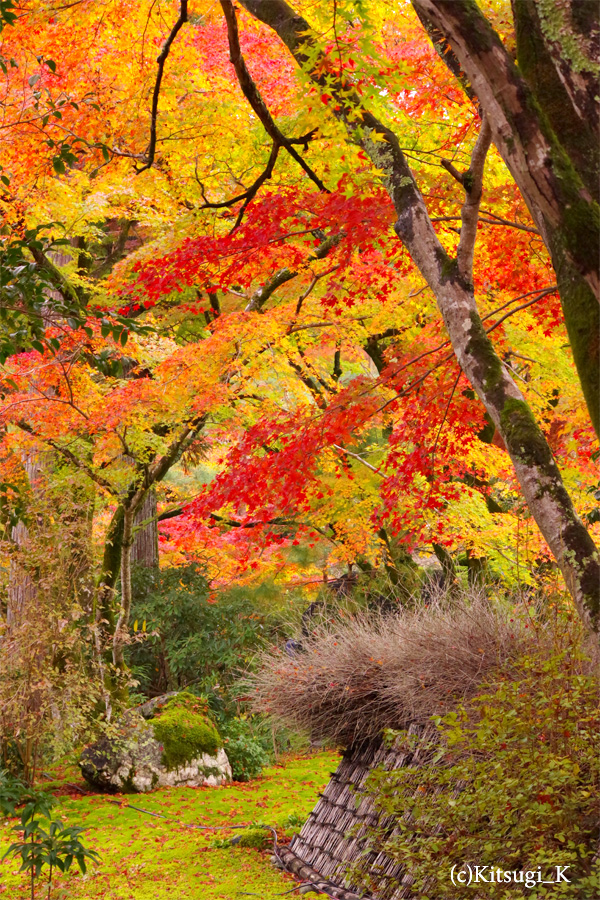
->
<box><xmin>79</xmin><ymin>693</ymin><xmax>232</xmax><ymax>793</ymax></box>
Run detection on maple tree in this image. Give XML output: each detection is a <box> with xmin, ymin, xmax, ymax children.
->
<box><xmin>0</xmin><ymin>0</ymin><xmax>597</xmax><ymax>694</ymax></box>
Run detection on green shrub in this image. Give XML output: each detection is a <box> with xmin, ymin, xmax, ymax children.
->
<box><xmin>153</xmin><ymin>696</ymin><xmax>222</xmax><ymax>770</ymax></box>
<box><xmin>127</xmin><ymin>565</ymin><xmax>274</xmax><ymax>703</ymax></box>
<box><xmin>349</xmin><ymin>643</ymin><xmax>600</xmax><ymax>899</ymax></box>
<box><xmin>233</xmin><ymin>827</ymin><xmax>271</xmax><ymax>850</ymax></box>
<box><xmin>1</xmin><ymin>786</ymin><xmax>98</xmax><ymax>899</ymax></box>
<box><xmin>221</xmin><ymin>716</ymin><xmax>271</xmax><ymax>782</ymax></box>
<box><xmin>281</xmin><ymin>812</ymin><xmax>305</xmax><ymax>831</ymax></box>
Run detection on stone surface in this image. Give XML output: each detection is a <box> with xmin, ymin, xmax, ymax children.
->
<box><xmin>79</xmin><ymin>697</ymin><xmax>232</xmax><ymax>793</ymax></box>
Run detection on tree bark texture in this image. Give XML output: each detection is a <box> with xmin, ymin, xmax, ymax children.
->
<box><xmin>131</xmin><ymin>489</ymin><xmax>159</xmax><ymax>568</ymax></box>
<box><xmin>412</xmin><ymin>0</ymin><xmax>600</xmax><ymax>435</ymax></box>
<box><xmin>6</xmin><ymin>451</ymin><xmax>44</xmax><ymax>629</ymax></box>
<box><xmin>113</xmin><ymin>507</ymin><xmax>133</xmax><ymax>670</ymax></box>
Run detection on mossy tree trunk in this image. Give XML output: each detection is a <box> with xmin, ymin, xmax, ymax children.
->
<box><xmin>6</xmin><ymin>451</ymin><xmax>43</xmax><ymax>630</ymax></box>
<box><xmin>238</xmin><ymin>0</ymin><xmax>600</xmax><ymax>633</ymax></box>
<box><xmin>412</xmin><ymin>0</ymin><xmax>600</xmax><ymax>435</ymax></box>
<box><xmin>108</xmin><ymin>417</ymin><xmax>207</xmax><ymax>671</ymax></box>
<box><xmin>113</xmin><ymin>505</ymin><xmax>134</xmax><ymax>670</ymax></box>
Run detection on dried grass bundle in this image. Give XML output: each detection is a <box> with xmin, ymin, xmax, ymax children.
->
<box><xmin>249</xmin><ymin>590</ymin><xmax>533</xmax><ymax>746</ymax></box>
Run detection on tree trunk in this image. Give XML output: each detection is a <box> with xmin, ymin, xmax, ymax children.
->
<box><xmin>131</xmin><ymin>489</ymin><xmax>159</xmax><ymax>568</ymax></box>
<box><xmin>7</xmin><ymin>451</ymin><xmax>44</xmax><ymax>630</ymax></box>
<box><xmin>411</xmin><ymin>0</ymin><xmax>600</xmax><ymax>435</ymax></box>
<box><xmin>113</xmin><ymin>506</ymin><xmax>134</xmax><ymax>670</ymax></box>
<box><xmin>238</xmin><ymin>0</ymin><xmax>600</xmax><ymax>633</ymax></box>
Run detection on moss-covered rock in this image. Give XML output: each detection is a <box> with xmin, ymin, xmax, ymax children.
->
<box><xmin>153</xmin><ymin>704</ymin><xmax>221</xmax><ymax>770</ymax></box>
<box><xmin>79</xmin><ymin>692</ymin><xmax>231</xmax><ymax>792</ymax></box>
<box><xmin>231</xmin><ymin>828</ymin><xmax>271</xmax><ymax>850</ymax></box>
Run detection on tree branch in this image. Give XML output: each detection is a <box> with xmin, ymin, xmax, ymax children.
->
<box><xmin>245</xmin><ymin>232</ymin><xmax>342</xmax><ymax>312</ymax></box>
<box><xmin>333</xmin><ymin>444</ymin><xmax>382</xmax><ymax>476</ymax></box>
<box><xmin>15</xmin><ymin>421</ymin><xmax>114</xmax><ymax>493</ymax></box>
<box><xmin>220</xmin><ymin>0</ymin><xmax>328</xmax><ymax>194</ymax></box>
<box><xmin>199</xmin><ymin>141</ymin><xmax>280</xmax><ymax>227</ymax></box>
<box><xmin>412</xmin><ymin>0</ymin><xmax>599</xmax><ymax>301</ymax></box>
<box><xmin>137</xmin><ymin>0</ymin><xmax>188</xmax><ymax>173</ymax></box>
<box><xmin>432</xmin><ymin>214</ymin><xmax>539</xmax><ymax>235</ymax></box>
<box><xmin>457</xmin><ymin>115</ymin><xmax>492</xmax><ymax>280</ymax></box>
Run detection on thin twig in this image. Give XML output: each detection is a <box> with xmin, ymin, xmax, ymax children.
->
<box><xmin>333</xmin><ymin>444</ymin><xmax>382</xmax><ymax>476</ymax></box>
<box><xmin>432</xmin><ymin>215</ymin><xmax>539</xmax><ymax>235</ymax></box>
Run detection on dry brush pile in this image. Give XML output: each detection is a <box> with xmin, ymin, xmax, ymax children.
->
<box><xmin>248</xmin><ymin>592</ymin><xmax>538</xmax><ymax>746</ymax></box>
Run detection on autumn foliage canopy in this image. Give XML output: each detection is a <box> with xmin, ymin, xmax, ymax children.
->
<box><xmin>0</xmin><ymin>0</ymin><xmax>598</xmax><ymax>614</ymax></box>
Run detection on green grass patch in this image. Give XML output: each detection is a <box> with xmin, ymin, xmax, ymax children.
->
<box><xmin>0</xmin><ymin>751</ymin><xmax>339</xmax><ymax>899</ymax></box>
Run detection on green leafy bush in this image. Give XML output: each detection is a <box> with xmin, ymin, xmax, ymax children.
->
<box><xmin>1</xmin><ymin>784</ymin><xmax>99</xmax><ymax>899</ymax></box>
<box><xmin>281</xmin><ymin>812</ymin><xmax>305</xmax><ymax>831</ymax></box>
<box><xmin>350</xmin><ymin>643</ymin><xmax>600</xmax><ymax>899</ymax></box>
<box><xmin>153</xmin><ymin>694</ymin><xmax>222</xmax><ymax>770</ymax></box>
<box><xmin>127</xmin><ymin>565</ymin><xmax>272</xmax><ymax>703</ymax></box>
<box><xmin>0</xmin><ymin>770</ymin><xmax>55</xmax><ymax>819</ymax></box>
<box><xmin>221</xmin><ymin>716</ymin><xmax>271</xmax><ymax>782</ymax></box>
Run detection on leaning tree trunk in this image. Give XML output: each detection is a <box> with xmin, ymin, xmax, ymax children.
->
<box><xmin>237</xmin><ymin>0</ymin><xmax>600</xmax><ymax>633</ymax></box>
<box><xmin>411</xmin><ymin>0</ymin><xmax>600</xmax><ymax>436</ymax></box>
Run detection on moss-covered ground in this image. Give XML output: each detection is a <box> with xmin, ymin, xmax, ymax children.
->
<box><xmin>0</xmin><ymin>750</ymin><xmax>339</xmax><ymax>899</ymax></box>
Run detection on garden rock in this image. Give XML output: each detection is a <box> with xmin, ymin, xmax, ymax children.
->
<box><xmin>79</xmin><ymin>693</ymin><xmax>232</xmax><ymax>792</ymax></box>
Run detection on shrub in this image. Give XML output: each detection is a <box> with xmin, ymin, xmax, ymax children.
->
<box><xmin>1</xmin><ymin>786</ymin><xmax>99</xmax><ymax>900</ymax></box>
<box><xmin>281</xmin><ymin>812</ymin><xmax>305</xmax><ymax>831</ymax></box>
<box><xmin>0</xmin><ymin>471</ymin><xmax>105</xmax><ymax>784</ymax></box>
<box><xmin>127</xmin><ymin>565</ymin><xmax>273</xmax><ymax>703</ymax></box>
<box><xmin>0</xmin><ymin>770</ymin><xmax>55</xmax><ymax>819</ymax></box>
<box><xmin>153</xmin><ymin>694</ymin><xmax>221</xmax><ymax>770</ymax></box>
<box><xmin>348</xmin><ymin>641</ymin><xmax>600</xmax><ymax>899</ymax></box>
<box><xmin>221</xmin><ymin>716</ymin><xmax>271</xmax><ymax>782</ymax></box>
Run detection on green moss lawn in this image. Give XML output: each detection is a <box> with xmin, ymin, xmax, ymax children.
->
<box><xmin>0</xmin><ymin>751</ymin><xmax>339</xmax><ymax>900</ymax></box>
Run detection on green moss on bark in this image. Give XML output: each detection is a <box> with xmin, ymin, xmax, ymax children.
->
<box><xmin>559</xmin><ymin>194</ymin><xmax>600</xmax><ymax>275</ymax></box>
<box><xmin>514</xmin><ymin>0</ymin><xmax>599</xmax><ymax>197</ymax></box>
<box><xmin>451</xmin><ymin>0</ymin><xmax>497</xmax><ymax>53</ymax></box>
<box><xmin>466</xmin><ymin>313</ymin><xmax>504</xmax><ymax>401</ymax></box>
<box><xmin>499</xmin><ymin>398</ymin><xmax>557</xmax><ymax>471</ymax></box>
<box><xmin>558</xmin><ymin>274</ymin><xmax>599</xmax><ymax>437</ymax></box>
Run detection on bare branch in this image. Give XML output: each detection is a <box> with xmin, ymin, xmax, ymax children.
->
<box><xmin>220</xmin><ymin>0</ymin><xmax>328</xmax><ymax>194</ymax></box>
<box><xmin>15</xmin><ymin>421</ymin><xmax>115</xmax><ymax>493</ymax></box>
<box><xmin>432</xmin><ymin>214</ymin><xmax>539</xmax><ymax>235</ymax></box>
<box><xmin>440</xmin><ymin>157</ymin><xmax>465</xmax><ymax>185</ymax></box>
<box><xmin>137</xmin><ymin>0</ymin><xmax>188</xmax><ymax>174</ymax></box>
<box><xmin>245</xmin><ymin>232</ymin><xmax>343</xmax><ymax>312</ymax></box>
<box><xmin>333</xmin><ymin>444</ymin><xmax>382</xmax><ymax>476</ymax></box>
<box><xmin>200</xmin><ymin>141</ymin><xmax>280</xmax><ymax>225</ymax></box>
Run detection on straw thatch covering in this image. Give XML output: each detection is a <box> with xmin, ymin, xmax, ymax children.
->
<box><xmin>253</xmin><ymin>594</ymin><xmax>534</xmax><ymax>898</ymax></box>
<box><xmin>251</xmin><ymin>594</ymin><xmax>527</xmax><ymax>746</ymax></box>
